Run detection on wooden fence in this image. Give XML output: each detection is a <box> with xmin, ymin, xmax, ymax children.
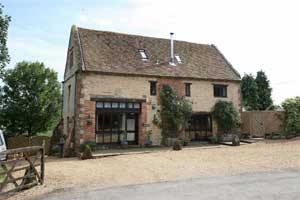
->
<box><xmin>6</xmin><ymin>136</ymin><xmax>50</xmax><ymax>155</ymax></box>
<box><xmin>241</xmin><ymin>111</ymin><xmax>285</xmax><ymax>137</ymax></box>
<box><xmin>0</xmin><ymin>146</ymin><xmax>44</xmax><ymax>196</ymax></box>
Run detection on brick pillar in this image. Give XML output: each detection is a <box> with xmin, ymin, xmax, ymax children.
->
<box><xmin>82</xmin><ymin>100</ymin><xmax>96</xmax><ymax>142</ymax></box>
<box><xmin>138</xmin><ymin>102</ymin><xmax>147</xmax><ymax>146</ymax></box>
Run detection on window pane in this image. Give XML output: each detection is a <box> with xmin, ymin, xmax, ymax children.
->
<box><xmin>96</xmin><ymin>102</ymin><xmax>103</xmax><ymax>108</ymax></box>
<box><xmin>120</xmin><ymin>102</ymin><xmax>126</xmax><ymax>108</ymax></box>
<box><xmin>150</xmin><ymin>81</ymin><xmax>157</xmax><ymax>96</ymax></box>
<box><xmin>104</xmin><ymin>102</ymin><xmax>111</xmax><ymax>108</ymax></box>
<box><xmin>134</xmin><ymin>103</ymin><xmax>140</xmax><ymax>109</ymax></box>
<box><xmin>0</xmin><ymin>136</ymin><xmax>3</xmax><ymax>146</ymax></box>
<box><xmin>97</xmin><ymin>113</ymin><xmax>103</xmax><ymax>131</ymax></box>
<box><xmin>112</xmin><ymin>102</ymin><xmax>118</xmax><ymax>108</ymax></box>
<box><xmin>128</xmin><ymin>103</ymin><xmax>133</xmax><ymax>109</ymax></box>
<box><xmin>103</xmin><ymin>113</ymin><xmax>111</xmax><ymax>131</ymax></box>
<box><xmin>214</xmin><ymin>85</ymin><xmax>227</xmax><ymax>97</ymax></box>
<box><xmin>112</xmin><ymin>113</ymin><xmax>119</xmax><ymax>131</ymax></box>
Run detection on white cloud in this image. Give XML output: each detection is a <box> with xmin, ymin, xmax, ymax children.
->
<box><xmin>7</xmin><ymin>36</ymin><xmax>66</xmax><ymax>81</ymax></box>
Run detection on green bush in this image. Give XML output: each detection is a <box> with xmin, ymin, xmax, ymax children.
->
<box><xmin>173</xmin><ymin>140</ymin><xmax>182</xmax><ymax>151</ymax></box>
<box><xmin>160</xmin><ymin>84</ymin><xmax>192</xmax><ymax>139</ymax></box>
<box><xmin>208</xmin><ymin>136</ymin><xmax>219</xmax><ymax>144</ymax></box>
<box><xmin>51</xmin><ymin>145</ymin><xmax>60</xmax><ymax>156</ymax></box>
<box><xmin>282</xmin><ymin>97</ymin><xmax>300</xmax><ymax>135</ymax></box>
<box><xmin>81</xmin><ymin>145</ymin><xmax>93</xmax><ymax>160</ymax></box>
<box><xmin>181</xmin><ymin>138</ymin><xmax>190</xmax><ymax>146</ymax></box>
<box><xmin>212</xmin><ymin>100</ymin><xmax>240</xmax><ymax>135</ymax></box>
<box><xmin>80</xmin><ymin>141</ymin><xmax>96</xmax><ymax>152</ymax></box>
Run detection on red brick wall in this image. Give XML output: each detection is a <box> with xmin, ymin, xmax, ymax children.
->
<box><xmin>81</xmin><ymin>100</ymin><xmax>96</xmax><ymax>141</ymax></box>
<box><xmin>157</xmin><ymin>78</ymin><xmax>185</xmax><ymax>105</ymax></box>
<box><xmin>138</xmin><ymin>102</ymin><xmax>147</xmax><ymax>146</ymax></box>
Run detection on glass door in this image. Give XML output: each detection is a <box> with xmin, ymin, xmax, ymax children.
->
<box><xmin>126</xmin><ymin>113</ymin><xmax>138</xmax><ymax>144</ymax></box>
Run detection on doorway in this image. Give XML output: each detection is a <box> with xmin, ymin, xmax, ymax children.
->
<box><xmin>96</xmin><ymin>112</ymin><xmax>139</xmax><ymax>145</ymax></box>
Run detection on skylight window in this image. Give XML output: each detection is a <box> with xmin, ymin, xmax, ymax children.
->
<box><xmin>139</xmin><ymin>49</ymin><xmax>148</xmax><ymax>60</ymax></box>
<box><xmin>175</xmin><ymin>55</ymin><xmax>182</xmax><ymax>64</ymax></box>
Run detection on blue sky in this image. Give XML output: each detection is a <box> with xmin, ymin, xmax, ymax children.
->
<box><xmin>2</xmin><ymin>0</ymin><xmax>300</xmax><ymax>104</ymax></box>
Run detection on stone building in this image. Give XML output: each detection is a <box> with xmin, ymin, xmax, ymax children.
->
<box><xmin>62</xmin><ymin>25</ymin><xmax>241</xmax><ymax>153</ymax></box>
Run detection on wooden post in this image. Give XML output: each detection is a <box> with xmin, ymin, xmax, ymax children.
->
<box><xmin>41</xmin><ymin>141</ymin><xmax>45</xmax><ymax>184</ymax></box>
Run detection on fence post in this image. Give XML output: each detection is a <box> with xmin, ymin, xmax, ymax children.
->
<box><xmin>41</xmin><ymin>141</ymin><xmax>45</xmax><ymax>184</ymax></box>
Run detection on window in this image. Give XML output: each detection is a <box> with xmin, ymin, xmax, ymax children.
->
<box><xmin>69</xmin><ymin>50</ymin><xmax>74</xmax><ymax>68</ymax></box>
<box><xmin>0</xmin><ymin>135</ymin><xmax>3</xmax><ymax>146</ymax></box>
<box><xmin>185</xmin><ymin>83</ymin><xmax>191</xmax><ymax>97</ymax></box>
<box><xmin>139</xmin><ymin>49</ymin><xmax>148</xmax><ymax>60</ymax></box>
<box><xmin>175</xmin><ymin>55</ymin><xmax>182</xmax><ymax>64</ymax></box>
<box><xmin>149</xmin><ymin>81</ymin><xmax>157</xmax><ymax>96</ymax></box>
<box><xmin>214</xmin><ymin>84</ymin><xmax>227</xmax><ymax>97</ymax></box>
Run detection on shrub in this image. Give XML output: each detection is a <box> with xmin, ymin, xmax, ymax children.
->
<box><xmin>80</xmin><ymin>141</ymin><xmax>96</xmax><ymax>152</ymax></box>
<box><xmin>282</xmin><ymin>97</ymin><xmax>300</xmax><ymax>135</ymax></box>
<box><xmin>208</xmin><ymin>136</ymin><xmax>219</xmax><ymax>144</ymax></box>
<box><xmin>51</xmin><ymin>145</ymin><xmax>60</xmax><ymax>156</ymax></box>
<box><xmin>81</xmin><ymin>145</ymin><xmax>93</xmax><ymax>160</ymax></box>
<box><xmin>212</xmin><ymin>100</ymin><xmax>240</xmax><ymax>135</ymax></box>
<box><xmin>181</xmin><ymin>138</ymin><xmax>190</xmax><ymax>146</ymax></box>
<box><xmin>173</xmin><ymin>140</ymin><xmax>182</xmax><ymax>151</ymax></box>
<box><xmin>160</xmin><ymin>85</ymin><xmax>192</xmax><ymax>139</ymax></box>
<box><xmin>232</xmin><ymin>135</ymin><xmax>240</xmax><ymax>146</ymax></box>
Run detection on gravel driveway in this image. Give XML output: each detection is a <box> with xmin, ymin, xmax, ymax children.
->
<box><xmin>6</xmin><ymin>139</ymin><xmax>300</xmax><ymax>200</ymax></box>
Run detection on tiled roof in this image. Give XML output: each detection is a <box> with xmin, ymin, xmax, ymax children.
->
<box><xmin>77</xmin><ymin>27</ymin><xmax>240</xmax><ymax>81</ymax></box>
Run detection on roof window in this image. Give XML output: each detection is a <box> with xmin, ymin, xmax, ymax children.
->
<box><xmin>139</xmin><ymin>49</ymin><xmax>148</xmax><ymax>60</ymax></box>
<box><xmin>175</xmin><ymin>55</ymin><xmax>182</xmax><ymax>64</ymax></box>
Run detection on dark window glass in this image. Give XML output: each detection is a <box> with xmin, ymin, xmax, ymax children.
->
<box><xmin>103</xmin><ymin>113</ymin><xmax>111</xmax><ymax>131</ymax></box>
<box><xmin>214</xmin><ymin>85</ymin><xmax>227</xmax><ymax>97</ymax></box>
<box><xmin>150</xmin><ymin>81</ymin><xmax>157</xmax><ymax>96</ymax></box>
<box><xmin>97</xmin><ymin>113</ymin><xmax>103</xmax><ymax>131</ymax></box>
<box><xmin>185</xmin><ymin>83</ymin><xmax>191</xmax><ymax>97</ymax></box>
<box><xmin>112</xmin><ymin>113</ymin><xmax>119</xmax><ymax>131</ymax></box>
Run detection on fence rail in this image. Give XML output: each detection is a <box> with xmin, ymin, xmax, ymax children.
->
<box><xmin>0</xmin><ymin>146</ymin><xmax>44</xmax><ymax>196</ymax></box>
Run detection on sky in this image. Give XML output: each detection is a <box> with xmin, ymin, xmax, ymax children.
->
<box><xmin>2</xmin><ymin>0</ymin><xmax>300</xmax><ymax>104</ymax></box>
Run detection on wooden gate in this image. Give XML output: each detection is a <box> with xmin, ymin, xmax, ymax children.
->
<box><xmin>0</xmin><ymin>146</ymin><xmax>44</xmax><ymax>196</ymax></box>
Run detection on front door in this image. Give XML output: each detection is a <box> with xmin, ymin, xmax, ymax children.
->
<box><xmin>125</xmin><ymin>113</ymin><xmax>138</xmax><ymax>145</ymax></box>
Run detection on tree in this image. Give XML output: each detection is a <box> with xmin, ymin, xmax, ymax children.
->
<box><xmin>241</xmin><ymin>74</ymin><xmax>259</xmax><ymax>110</ymax></box>
<box><xmin>255</xmin><ymin>70</ymin><xmax>273</xmax><ymax>110</ymax></box>
<box><xmin>160</xmin><ymin>84</ymin><xmax>192</xmax><ymax>139</ymax></box>
<box><xmin>212</xmin><ymin>100</ymin><xmax>240</xmax><ymax>135</ymax></box>
<box><xmin>0</xmin><ymin>61</ymin><xmax>61</xmax><ymax>137</ymax></box>
<box><xmin>282</xmin><ymin>97</ymin><xmax>300</xmax><ymax>135</ymax></box>
<box><xmin>0</xmin><ymin>3</ymin><xmax>11</xmax><ymax>76</ymax></box>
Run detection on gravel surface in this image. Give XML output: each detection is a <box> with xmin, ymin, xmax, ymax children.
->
<box><xmin>5</xmin><ymin>139</ymin><xmax>300</xmax><ymax>200</ymax></box>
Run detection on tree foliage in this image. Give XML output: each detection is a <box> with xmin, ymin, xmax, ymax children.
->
<box><xmin>0</xmin><ymin>61</ymin><xmax>61</xmax><ymax>137</ymax></box>
<box><xmin>160</xmin><ymin>84</ymin><xmax>192</xmax><ymax>138</ymax></box>
<box><xmin>241</xmin><ymin>74</ymin><xmax>258</xmax><ymax>111</ymax></box>
<box><xmin>282</xmin><ymin>97</ymin><xmax>300</xmax><ymax>134</ymax></box>
<box><xmin>241</xmin><ymin>71</ymin><xmax>273</xmax><ymax>111</ymax></box>
<box><xmin>212</xmin><ymin>100</ymin><xmax>240</xmax><ymax>134</ymax></box>
<box><xmin>0</xmin><ymin>3</ymin><xmax>11</xmax><ymax>75</ymax></box>
<box><xmin>255</xmin><ymin>70</ymin><xmax>273</xmax><ymax>110</ymax></box>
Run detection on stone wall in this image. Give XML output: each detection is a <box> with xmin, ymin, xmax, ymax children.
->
<box><xmin>76</xmin><ymin>72</ymin><xmax>241</xmax><ymax>146</ymax></box>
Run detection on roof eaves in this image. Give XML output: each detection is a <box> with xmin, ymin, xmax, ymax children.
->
<box><xmin>210</xmin><ymin>44</ymin><xmax>241</xmax><ymax>79</ymax></box>
<box><xmin>76</xmin><ymin>27</ymin><xmax>86</xmax><ymax>71</ymax></box>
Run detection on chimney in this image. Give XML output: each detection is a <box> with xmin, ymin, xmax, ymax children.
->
<box><xmin>169</xmin><ymin>32</ymin><xmax>175</xmax><ymax>66</ymax></box>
